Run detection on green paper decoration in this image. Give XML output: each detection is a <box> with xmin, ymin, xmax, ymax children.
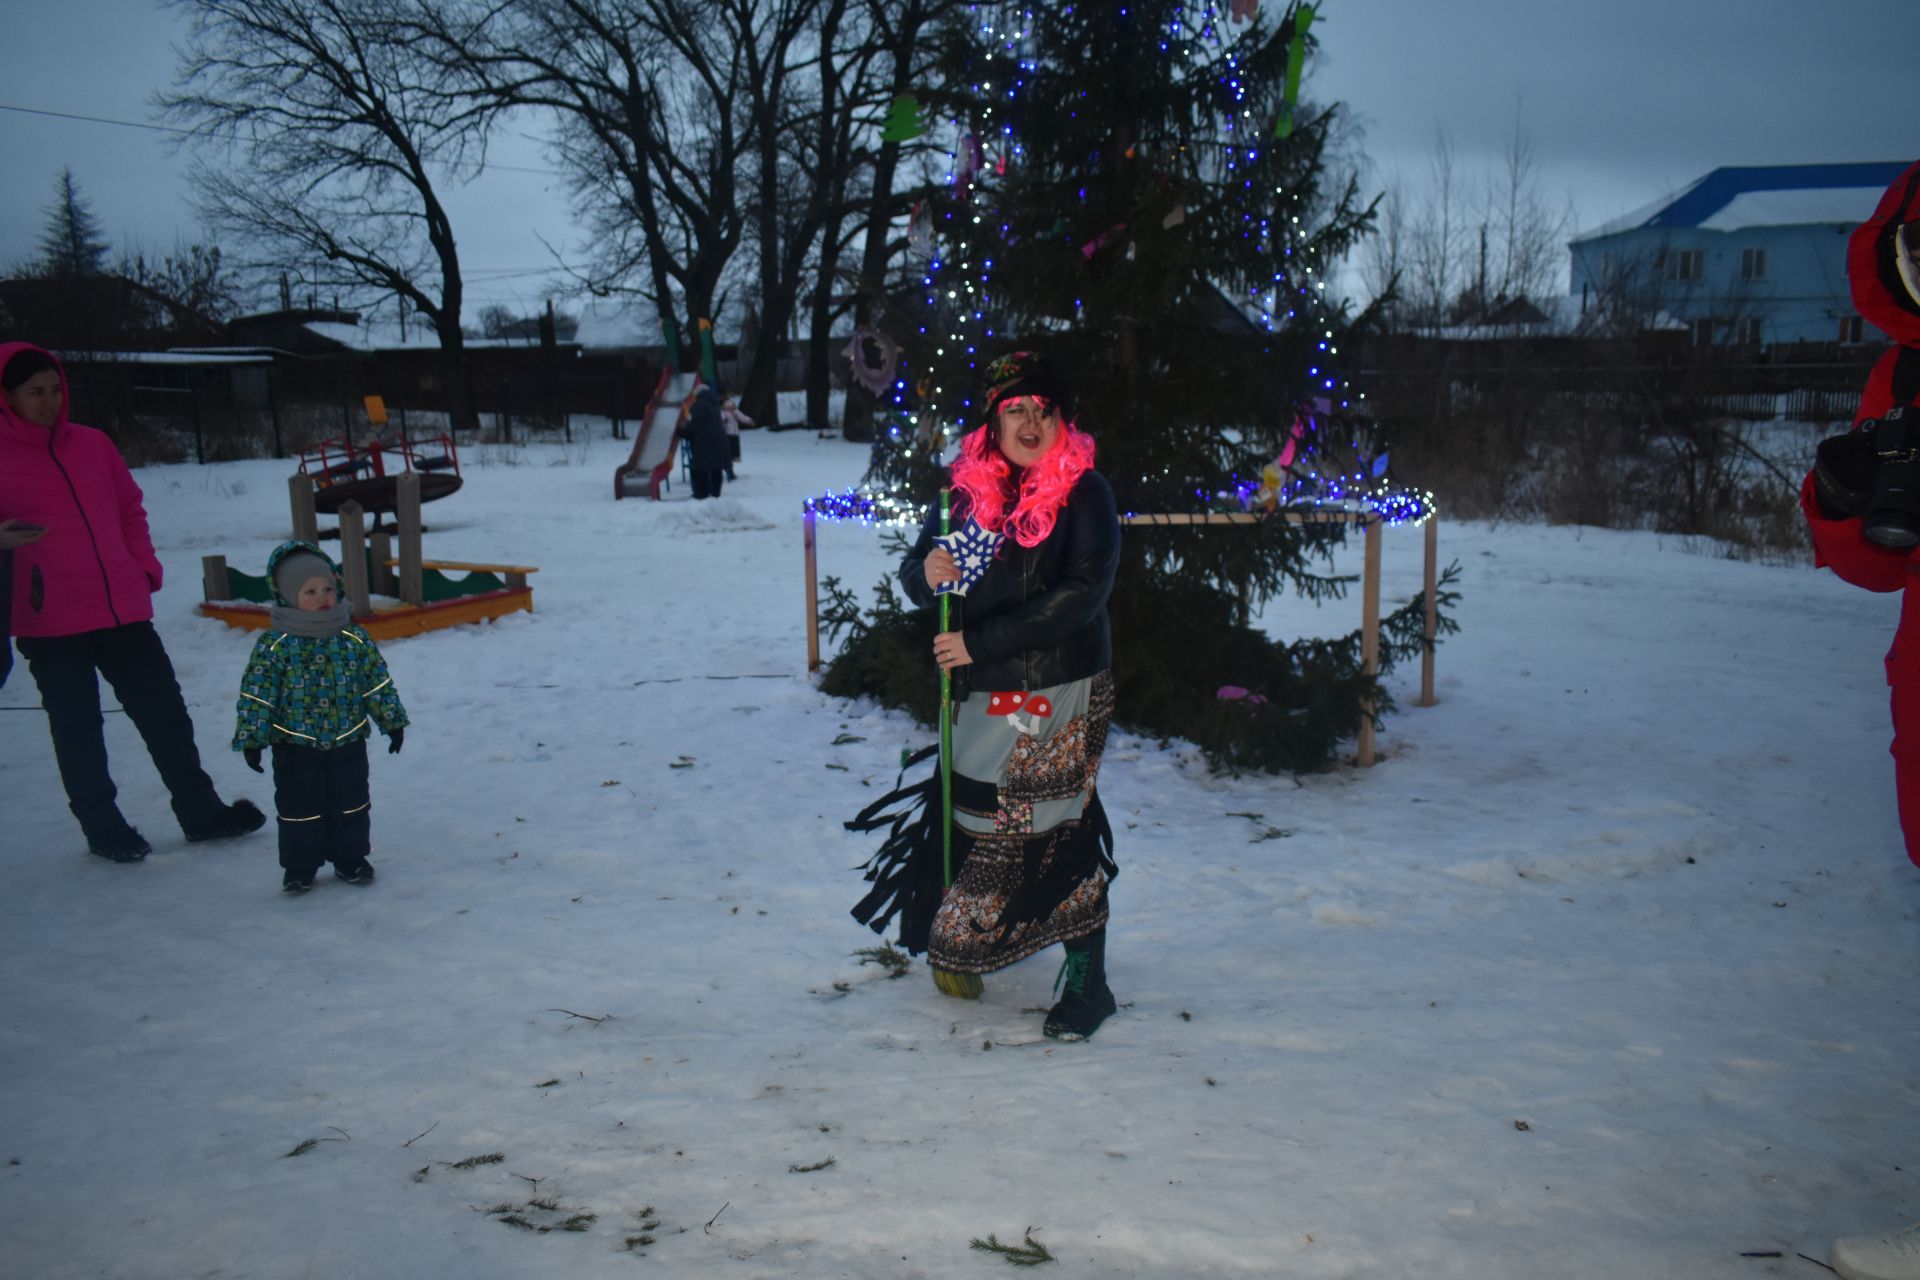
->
<box><xmin>881</xmin><ymin>94</ymin><xmax>925</xmax><ymax>143</ymax></box>
<box><xmin>1274</xmin><ymin>4</ymin><xmax>1315</xmax><ymax>139</ymax></box>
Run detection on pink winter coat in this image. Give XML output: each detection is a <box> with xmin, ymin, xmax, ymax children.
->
<box><xmin>0</xmin><ymin>342</ymin><xmax>162</xmax><ymax>637</ymax></box>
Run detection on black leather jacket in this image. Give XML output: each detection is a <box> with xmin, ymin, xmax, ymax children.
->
<box><xmin>899</xmin><ymin>470</ymin><xmax>1120</xmax><ymax>699</ymax></box>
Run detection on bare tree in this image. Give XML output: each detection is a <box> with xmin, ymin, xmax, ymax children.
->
<box><xmin>1401</xmin><ymin>129</ymin><xmax>1465</xmax><ymax>329</ymax></box>
<box><xmin>1485</xmin><ymin>101</ymin><xmax>1570</xmax><ymax>305</ymax></box>
<box><xmin>410</xmin><ymin>0</ymin><xmax>755</xmax><ymax>379</ymax></box>
<box><xmin>160</xmin><ymin>0</ymin><xmax>492</xmax><ymax>428</ymax></box>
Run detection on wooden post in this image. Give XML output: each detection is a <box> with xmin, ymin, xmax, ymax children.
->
<box><xmin>396</xmin><ymin>471</ymin><xmax>424</xmax><ymax>606</ymax></box>
<box><xmin>804</xmin><ymin>508</ymin><xmax>827</xmax><ymax>672</ymax></box>
<box><xmin>338</xmin><ymin>501</ymin><xmax>372</xmax><ymax>618</ymax></box>
<box><xmin>201</xmin><ymin>554</ymin><xmax>229</xmax><ymax>602</ymax></box>
<box><xmin>369</xmin><ymin>530</ymin><xmax>396</xmax><ymax>597</ymax></box>
<box><xmin>289</xmin><ymin>472</ymin><xmax>318</xmax><ymax>544</ymax></box>
<box><xmin>1419</xmin><ymin>517</ymin><xmax>1439</xmax><ymax>708</ymax></box>
<box><xmin>804</xmin><ymin>509</ymin><xmax>821</xmax><ymax>672</ymax></box>
<box><xmin>1357</xmin><ymin>515</ymin><xmax>1383</xmax><ymax>767</ymax></box>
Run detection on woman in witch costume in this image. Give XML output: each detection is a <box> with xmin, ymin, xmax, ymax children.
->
<box><xmin>883</xmin><ymin>350</ymin><xmax>1122</xmax><ymax>1040</ymax></box>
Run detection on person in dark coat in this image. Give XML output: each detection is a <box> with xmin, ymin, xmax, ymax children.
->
<box><xmin>896</xmin><ymin>349</ymin><xmax>1123</xmax><ymax>1041</ymax></box>
<box><xmin>684</xmin><ymin>385</ymin><xmax>731</xmax><ymax>499</ymax></box>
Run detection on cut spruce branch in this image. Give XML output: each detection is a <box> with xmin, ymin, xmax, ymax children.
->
<box><xmin>788</xmin><ymin>1157</ymin><xmax>836</xmax><ymax>1173</ymax></box>
<box><xmin>853</xmin><ymin>944</ymin><xmax>912</xmax><ymax>978</ymax></box>
<box><xmin>969</xmin><ymin>1229</ymin><xmax>1055</xmax><ymax>1266</ymax></box>
<box><xmin>283</xmin><ymin>1127</ymin><xmax>350</xmax><ymax>1158</ymax></box>
<box><xmin>444</xmin><ymin>1152</ymin><xmax>505</xmax><ymax>1170</ymax></box>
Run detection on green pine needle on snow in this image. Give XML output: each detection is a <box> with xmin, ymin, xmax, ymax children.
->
<box><xmin>445</xmin><ymin>1152</ymin><xmax>505</xmax><ymax>1170</ymax></box>
<box><xmin>853</xmin><ymin>944</ymin><xmax>912</xmax><ymax>978</ymax></box>
<box><xmin>969</xmin><ymin>1229</ymin><xmax>1055</xmax><ymax>1266</ymax></box>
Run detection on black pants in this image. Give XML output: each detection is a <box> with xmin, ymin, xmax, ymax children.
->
<box><xmin>18</xmin><ymin>621</ymin><xmax>222</xmax><ymax>841</ymax></box>
<box><xmin>691</xmin><ymin>468</ymin><xmax>726</xmax><ymax>499</ymax></box>
<box><xmin>271</xmin><ymin>740</ymin><xmax>371</xmax><ymax>874</ymax></box>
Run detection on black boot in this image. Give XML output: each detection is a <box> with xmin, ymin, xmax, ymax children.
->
<box><xmin>74</xmin><ymin>802</ymin><xmax>150</xmax><ymax>862</ymax></box>
<box><xmin>1044</xmin><ymin>928</ymin><xmax>1116</xmax><ymax>1041</ymax></box>
<box><xmin>181</xmin><ymin>798</ymin><xmax>267</xmax><ymax>843</ymax></box>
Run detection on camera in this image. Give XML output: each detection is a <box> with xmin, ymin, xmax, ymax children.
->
<box><xmin>1864</xmin><ymin>407</ymin><xmax>1920</xmax><ymax>549</ymax></box>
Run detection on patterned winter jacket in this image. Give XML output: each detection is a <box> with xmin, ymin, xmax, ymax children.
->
<box><xmin>232</xmin><ymin>542</ymin><xmax>409</xmax><ymax>751</ymax></box>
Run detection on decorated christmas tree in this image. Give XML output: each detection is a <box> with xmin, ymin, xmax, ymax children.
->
<box><xmin>819</xmin><ymin>1</ymin><xmax>1454</xmax><ymax>773</ymax></box>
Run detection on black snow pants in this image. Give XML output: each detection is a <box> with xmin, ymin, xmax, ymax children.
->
<box><xmin>271</xmin><ymin>740</ymin><xmax>372</xmax><ymax>875</ymax></box>
<box><xmin>18</xmin><ymin>621</ymin><xmax>224</xmax><ymax>842</ymax></box>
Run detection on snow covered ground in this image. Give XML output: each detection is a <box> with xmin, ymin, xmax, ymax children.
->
<box><xmin>2</xmin><ymin>413</ymin><xmax>1917</xmax><ymax>1279</ymax></box>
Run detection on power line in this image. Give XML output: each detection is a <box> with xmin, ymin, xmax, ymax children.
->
<box><xmin>0</xmin><ymin>102</ymin><xmax>194</xmax><ymax>136</ymax></box>
<box><xmin>0</xmin><ymin>101</ymin><xmax>571</xmax><ymax>177</ymax></box>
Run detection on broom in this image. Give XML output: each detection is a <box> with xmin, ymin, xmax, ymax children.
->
<box><xmin>931</xmin><ymin>486</ymin><xmax>983</xmax><ymax>1000</ymax></box>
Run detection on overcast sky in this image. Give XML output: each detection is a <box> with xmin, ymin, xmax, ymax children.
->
<box><xmin>0</xmin><ymin>0</ymin><xmax>1911</xmax><ymax>322</ymax></box>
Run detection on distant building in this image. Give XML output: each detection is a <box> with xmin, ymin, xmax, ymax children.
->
<box><xmin>1568</xmin><ymin>162</ymin><xmax>1908</xmax><ymax>347</ymax></box>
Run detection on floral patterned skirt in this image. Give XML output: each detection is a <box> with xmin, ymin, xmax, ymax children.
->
<box><xmin>928</xmin><ymin>670</ymin><xmax>1116</xmax><ymax>975</ymax></box>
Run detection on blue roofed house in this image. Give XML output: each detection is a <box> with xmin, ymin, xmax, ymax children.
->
<box><xmin>1568</xmin><ymin>162</ymin><xmax>1909</xmax><ymax>348</ymax></box>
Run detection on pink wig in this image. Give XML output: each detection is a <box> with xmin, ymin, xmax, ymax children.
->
<box><xmin>948</xmin><ymin>397</ymin><xmax>1096</xmax><ymax>547</ymax></box>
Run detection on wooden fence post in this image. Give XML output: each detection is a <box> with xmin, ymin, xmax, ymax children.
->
<box><xmin>369</xmin><ymin>530</ymin><xmax>396</xmax><ymax>597</ymax></box>
<box><xmin>338</xmin><ymin>501</ymin><xmax>372</xmax><ymax>618</ymax></box>
<box><xmin>1357</xmin><ymin>515</ymin><xmax>1382</xmax><ymax>767</ymax></box>
<box><xmin>201</xmin><ymin>554</ymin><xmax>229</xmax><ymax>603</ymax></box>
<box><xmin>289</xmin><ymin>471</ymin><xmax>318</xmax><ymax>544</ymax></box>
<box><xmin>396</xmin><ymin>471</ymin><xmax>424</xmax><ymax>606</ymax></box>
<box><xmin>805</xmin><ymin>509</ymin><xmax>821</xmax><ymax>672</ymax></box>
<box><xmin>1419</xmin><ymin>516</ymin><xmax>1439</xmax><ymax>708</ymax></box>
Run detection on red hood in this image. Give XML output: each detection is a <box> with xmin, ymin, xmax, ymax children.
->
<box><xmin>0</xmin><ymin>341</ymin><xmax>72</xmax><ymax>440</ymax></box>
<box><xmin>1850</xmin><ymin>160</ymin><xmax>1920</xmax><ymax>348</ymax></box>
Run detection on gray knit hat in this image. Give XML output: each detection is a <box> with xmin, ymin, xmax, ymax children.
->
<box><xmin>273</xmin><ymin>549</ymin><xmax>335</xmax><ymax>604</ymax></box>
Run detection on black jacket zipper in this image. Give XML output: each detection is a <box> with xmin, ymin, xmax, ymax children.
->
<box><xmin>49</xmin><ymin>431</ymin><xmax>123</xmax><ymax>628</ymax></box>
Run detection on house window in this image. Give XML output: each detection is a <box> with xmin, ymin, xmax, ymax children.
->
<box><xmin>1840</xmin><ymin>315</ymin><xmax>1866</xmax><ymax>344</ymax></box>
<box><xmin>1692</xmin><ymin>316</ymin><xmax>1717</xmax><ymax>346</ymax></box>
<box><xmin>1737</xmin><ymin>317</ymin><xmax>1763</xmax><ymax>346</ymax></box>
<box><xmin>1740</xmin><ymin>248</ymin><xmax>1767</xmax><ymax>280</ymax></box>
<box><xmin>1664</xmin><ymin>248</ymin><xmax>1705</xmax><ymax>282</ymax></box>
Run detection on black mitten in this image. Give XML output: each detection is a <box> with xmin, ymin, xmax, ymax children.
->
<box><xmin>388</xmin><ymin>727</ymin><xmax>404</xmax><ymax>755</ymax></box>
<box><xmin>243</xmin><ymin>746</ymin><xmax>264</xmax><ymax>773</ymax></box>
<box><xmin>1814</xmin><ymin>427</ymin><xmax>1877</xmax><ymax>520</ymax></box>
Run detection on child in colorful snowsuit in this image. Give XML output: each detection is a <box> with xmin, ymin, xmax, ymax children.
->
<box><xmin>232</xmin><ymin>541</ymin><xmax>408</xmax><ymax>893</ymax></box>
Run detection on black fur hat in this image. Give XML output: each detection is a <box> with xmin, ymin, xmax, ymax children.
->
<box><xmin>983</xmin><ymin>350</ymin><xmax>1075</xmax><ymax>423</ymax></box>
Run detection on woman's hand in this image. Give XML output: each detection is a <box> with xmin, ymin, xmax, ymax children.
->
<box><xmin>923</xmin><ymin>547</ymin><xmax>960</xmax><ymax>591</ymax></box>
<box><xmin>933</xmin><ymin>630</ymin><xmax>972</xmax><ymax>671</ymax></box>
<box><xmin>0</xmin><ymin>519</ymin><xmax>46</xmax><ymax>551</ymax></box>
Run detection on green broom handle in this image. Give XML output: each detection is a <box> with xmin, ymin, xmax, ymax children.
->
<box><xmin>939</xmin><ymin>488</ymin><xmax>953</xmax><ymax>888</ymax></box>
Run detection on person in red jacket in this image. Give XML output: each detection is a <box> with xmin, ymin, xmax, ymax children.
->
<box><xmin>1803</xmin><ymin>161</ymin><xmax>1920</xmax><ymax>868</ymax></box>
<box><xmin>0</xmin><ymin>342</ymin><xmax>263</xmax><ymax>862</ymax></box>
<box><xmin>1804</xmin><ymin>162</ymin><xmax>1920</xmax><ymax>1280</ymax></box>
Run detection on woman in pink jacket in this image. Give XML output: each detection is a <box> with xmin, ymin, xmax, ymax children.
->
<box><xmin>0</xmin><ymin>342</ymin><xmax>263</xmax><ymax>862</ymax></box>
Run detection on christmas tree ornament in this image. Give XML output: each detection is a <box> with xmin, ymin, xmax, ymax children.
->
<box><xmin>844</xmin><ymin>328</ymin><xmax>901</xmax><ymax>397</ymax></box>
<box><xmin>908</xmin><ymin>199</ymin><xmax>933</xmax><ymax>255</ymax></box>
<box><xmin>1229</xmin><ymin>0</ymin><xmax>1260</xmax><ymax>22</ymax></box>
<box><xmin>1275</xmin><ymin>4</ymin><xmax>1316</xmax><ymax>138</ymax></box>
<box><xmin>881</xmin><ymin>94</ymin><xmax>925</xmax><ymax>143</ymax></box>
<box><xmin>1162</xmin><ymin>204</ymin><xmax>1188</xmax><ymax>229</ymax></box>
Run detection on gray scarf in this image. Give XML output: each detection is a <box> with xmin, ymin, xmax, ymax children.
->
<box><xmin>269</xmin><ymin>600</ymin><xmax>353</xmax><ymax>638</ymax></box>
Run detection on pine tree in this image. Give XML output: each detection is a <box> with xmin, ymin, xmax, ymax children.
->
<box><xmin>36</xmin><ymin>169</ymin><xmax>111</xmax><ymax>278</ymax></box>
<box><xmin>824</xmin><ymin>3</ymin><xmax>1452</xmax><ymax>773</ymax></box>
